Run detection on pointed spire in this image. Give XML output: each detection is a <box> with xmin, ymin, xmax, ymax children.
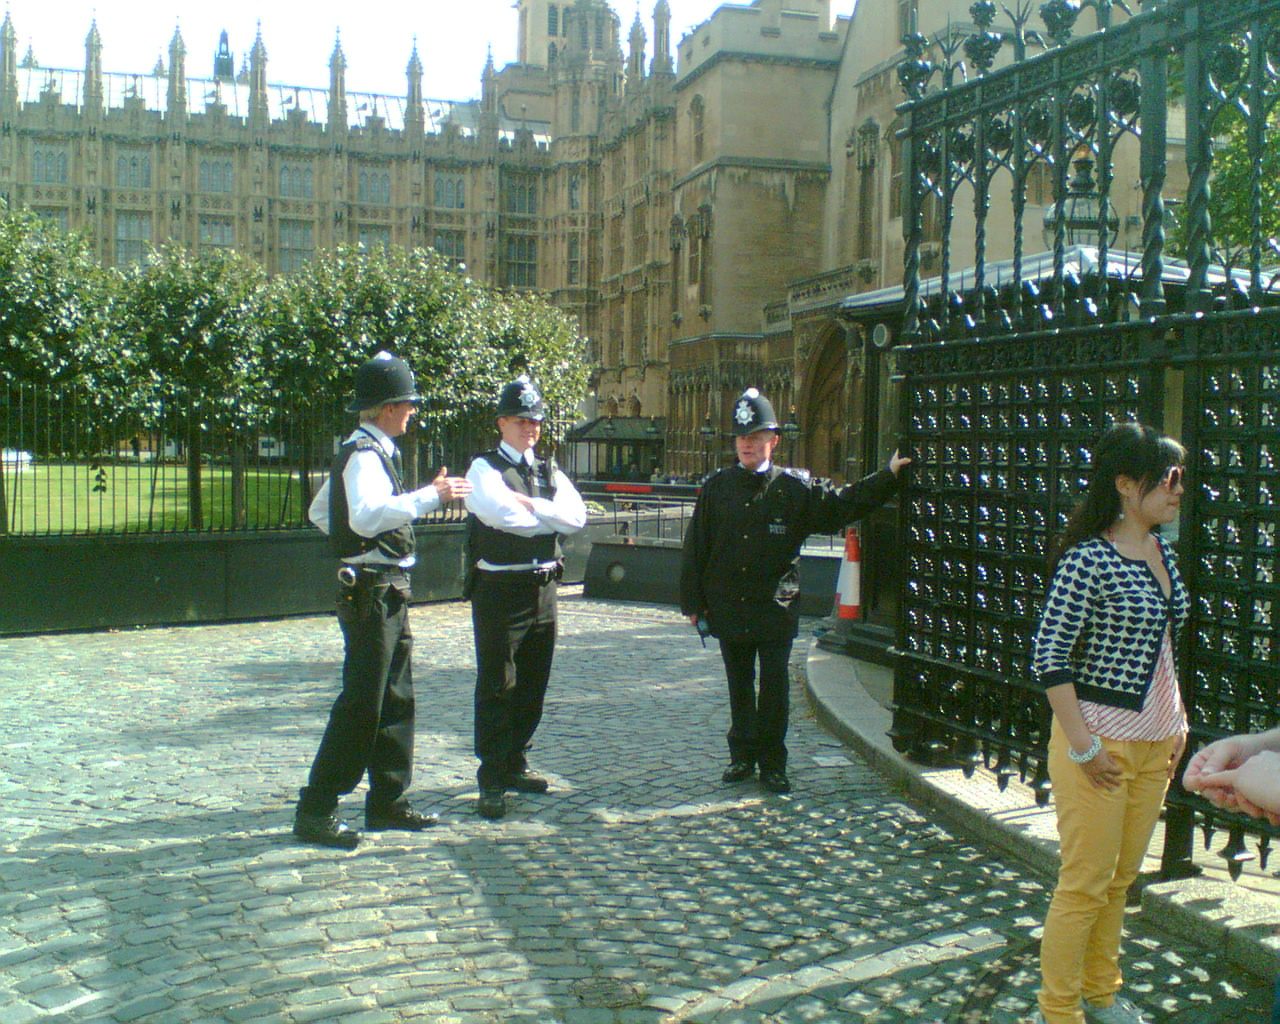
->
<box><xmin>652</xmin><ymin>0</ymin><xmax>673</xmax><ymax>76</ymax></box>
<box><xmin>248</xmin><ymin>22</ymin><xmax>268</xmax><ymax>125</ymax></box>
<box><xmin>167</xmin><ymin>24</ymin><xmax>187</xmax><ymax>123</ymax></box>
<box><xmin>84</xmin><ymin>19</ymin><xmax>103</xmax><ymax>116</ymax></box>
<box><xmin>0</xmin><ymin>13</ymin><xmax>17</xmax><ymax>112</ymax></box>
<box><xmin>328</xmin><ymin>30</ymin><xmax>347</xmax><ymax>133</ymax></box>
<box><xmin>213</xmin><ymin>29</ymin><xmax>234</xmax><ymax>80</ymax></box>
<box><xmin>406</xmin><ymin>38</ymin><xmax>424</xmax><ymax>136</ymax></box>
<box><xmin>627</xmin><ymin>10</ymin><xmax>646</xmax><ymax>88</ymax></box>
<box><xmin>481</xmin><ymin>45</ymin><xmax>497</xmax><ymax>118</ymax></box>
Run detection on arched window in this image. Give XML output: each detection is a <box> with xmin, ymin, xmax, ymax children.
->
<box><xmin>358</xmin><ymin>166</ymin><xmax>391</xmax><ymax>204</ymax></box>
<box><xmin>280</xmin><ymin>163</ymin><xmax>314</xmax><ymax>199</ymax></box>
<box><xmin>690</xmin><ymin>96</ymin><xmax>705</xmax><ymax>163</ymax></box>
<box><xmin>116</xmin><ymin>151</ymin><xmax>151</xmax><ymax>189</ymax></box>
<box><xmin>434</xmin><ymin>173</ymin><xmax>465</xmax><ymax>209</ymax></box>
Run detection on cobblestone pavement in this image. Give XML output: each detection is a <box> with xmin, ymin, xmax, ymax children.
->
<box><xmin>0</xmin><ymin>591</ymin><xmax>1271</xmax><ymax>1024</ymax></box>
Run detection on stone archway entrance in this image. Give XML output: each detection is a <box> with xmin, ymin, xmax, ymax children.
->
<box><xmin>800</xmin><ymin>322</ymin><xmax>859</xmax><ymax>482</ymax></box>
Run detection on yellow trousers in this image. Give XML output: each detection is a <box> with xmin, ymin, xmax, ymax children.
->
<box><xmin>1037</xmin><ymin>722</ymin><xmax>1176</xmax><ymax>1024</ymax></box>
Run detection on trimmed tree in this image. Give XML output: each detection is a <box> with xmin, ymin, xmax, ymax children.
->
<box><xmin>116</xmin><ymin>245</ymin><xmax>268</xmax><ymax>530</ymax></box>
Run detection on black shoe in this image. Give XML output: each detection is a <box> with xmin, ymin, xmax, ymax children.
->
<box><xmin>365</xmin><ymin>807</ymin><xmax>440</xmax><ymax>832</ymax></box>
<box><xmin>721</xmin><ymin>761</ymin><xmax>756</xmax><ymax>783</ymax></box>
<box><xmin>505</xmin><ymin>769</ymin><xmax>550</xmax><ymax>793</ymax></box>
<box><xmin>294</xmin><ymin>811</ymin><xmax>360</xmax><ymax>849</ymax></box>
<box><xmin>477</xmin><ymin>789</ymin><xmax>507</xmax><ymax>820</ymax></box>
<box><xmin>759</xmin><ymin>768</ymin><xmax>791</xmax><ymax>793</ymax></box>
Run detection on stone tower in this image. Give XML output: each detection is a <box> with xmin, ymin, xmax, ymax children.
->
<box><xmin>549</xmin><ymin>0</ymin><xmax>621</xmax><ymax>138</ymax></box>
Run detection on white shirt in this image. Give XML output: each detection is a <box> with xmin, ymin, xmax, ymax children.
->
<box><xmin>308</xmin><ymin>424</ymin><xmax>445</xmax><ymax>566</ymax></box>
<box><xmin>465</xmin><ymin>440</ymin><xmax>587</xmax><ymax>570</ymax></box>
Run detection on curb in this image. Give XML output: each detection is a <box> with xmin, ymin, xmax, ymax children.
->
<box><xmin>802</xmin><ymin>636</ymin><xmax>1280</xmax><ymax>983</ymax></box>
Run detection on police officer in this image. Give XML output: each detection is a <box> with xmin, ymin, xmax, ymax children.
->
<box><xmin>680</xmin><ymin>387</ymin><xmax>911</xmax><ymax>793</ymax></box>
<box><xmin>295</xmin><ymin>351</ymin><xmax>472</xmax><ymax>849</ymax></box>
<box><xmin>464</xmin><ymin>376</ymin><xmax>587</xmax><ymax>819</ymax></box>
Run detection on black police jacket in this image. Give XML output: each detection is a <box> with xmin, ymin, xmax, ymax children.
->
<box><xmin>679</xmin><ymin>464</ymin><xmax>900</xmax><ymax>642</ymax></box>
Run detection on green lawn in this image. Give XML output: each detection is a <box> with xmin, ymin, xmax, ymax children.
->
<box><xmin>0</xmin><ymin>461</ymin><xmax>316</xmax><ymax>534</ymax></box>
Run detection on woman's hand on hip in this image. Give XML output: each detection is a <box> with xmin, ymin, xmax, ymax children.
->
<box><xmin>1081</xmin><ymin>746</ymin><xmax>1124</xmax><ymax>790</ymax></box>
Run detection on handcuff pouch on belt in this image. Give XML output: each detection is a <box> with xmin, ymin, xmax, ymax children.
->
<box><xmin>337</xmin><ymin>564</ymin><xmax>410</xmax><ymax>619</ymax></box>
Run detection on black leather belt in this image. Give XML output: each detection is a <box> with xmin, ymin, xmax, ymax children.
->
<box><xmin>479</xmin><ymin>565</ymin><xmax>561</xmax><ymax>586</ymax></box>
<box><xmin>338</xmin><ymin>564</ymin><xmax>410</xmax><ymax>587</ymax></box>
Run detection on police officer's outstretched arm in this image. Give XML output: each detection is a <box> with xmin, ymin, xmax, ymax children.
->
<box><xmin>430</xmin><ymin>466</ymin><xmax>472</xmax><ymax>504</ymax></box>
<box><xmin>804</xmin><ymin>450</ymin><xmax>912</xmax><ymax>536</ymax></box>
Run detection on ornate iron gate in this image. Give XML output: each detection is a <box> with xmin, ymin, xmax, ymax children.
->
<box><xmin>892</xmin><ymin>0</ymin><xmax>1280</xmax><ymax>878</ymax></box>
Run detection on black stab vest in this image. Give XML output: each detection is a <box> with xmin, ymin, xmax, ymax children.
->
<box><xmin>327</xmin><ymin>432</ymin><xmax>416</xmax><ymax>561</ymax></box>
<box><xmin>467</xmin><ymin>449</ymin><xmax>560</xmax><ymax>566</ymax></box>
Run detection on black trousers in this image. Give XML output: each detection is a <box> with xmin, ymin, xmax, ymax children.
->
<box><xmin>298</xmin><ymin>580</ymin><xmax>415</xmax><ymax>816</ymax></box>
<box><xmin>718</xmin><ymin>637</ymin><xmax>793</xmax><ymax>772</ymax></box>
<box><xmin>471</xmin><ymin>572</ymin><xmax>558</xmax><ymax>789</ymax></box>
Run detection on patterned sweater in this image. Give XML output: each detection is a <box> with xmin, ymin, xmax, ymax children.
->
<box><xmin>1032</xmin><ymin>534</ymin><xmax>1188</xmax><ymax>711</ymax></box>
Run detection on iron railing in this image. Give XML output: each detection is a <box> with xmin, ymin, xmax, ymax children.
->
<box><xmin>893</xmin><ymin>0</ymin><xmax>1280</xmax><ymax>879</ymax></box>
<box><xmin>0</xmin><ymin>380</ymin><xmax>573</xmax><ymax>536</ymax></box>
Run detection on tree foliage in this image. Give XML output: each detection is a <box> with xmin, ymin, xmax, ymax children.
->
<box><xmin>264</xmin><ymin>244</ymin><xmax>588</xmax><ymax>425</ymax></box>
<box><xmin>1169</xmin><ymin>109</ymin><xmax>1280</xmax><ymax>270</ymax></box>
<box><xmin>0</xmin><ymin>207</ymin><xmax>590</xmax><ymax>452</ymax></box>
<box><xmin>0</xmin><ymin>206</ymin><xmax>116</xmax><ymax>388</ymax></box>
<box><xmin>113</xmin><ymin>244</ymin><xmax>269</xmax><ymax>528</ymax></box>
<box><xmin>117</xmin><ymin>244</ymin><xmax>269</xmax><ymax>432</ymax></box>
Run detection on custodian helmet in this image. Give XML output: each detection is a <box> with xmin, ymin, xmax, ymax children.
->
<box><xmin>730</xmin><ymin>387</ymin><xmax>780</xmax><ymax>436</ymax></box>
<box><xmin>346</xmin><ymin>351</ymin><xmax>421</xmax><ymax>413</ymax></box>
<box><xmin>495</xmin><ymin>375</ymin><xmax>546</xmax><ymax>421</ymax></box>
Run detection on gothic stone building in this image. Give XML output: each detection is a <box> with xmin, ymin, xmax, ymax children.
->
<box><xmin>0</xmin><ymin>0</ymin><xmax>1167</xmax><ymax>483</ymax></box>
<box><xmin>0</xmin><ymin>0</ymin><xmax>861</xmax><ymax>480</ymax></box>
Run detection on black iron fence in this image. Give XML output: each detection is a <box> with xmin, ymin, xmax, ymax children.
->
<box><xmin>0</xmin><ymin>380</ymin><xmax>573</xmax><ymax>536</ymax></box>
<box><xmin>893</xmin><ymin>0</ymin><xmax>1280</xmax><ymax>879</ymax></box>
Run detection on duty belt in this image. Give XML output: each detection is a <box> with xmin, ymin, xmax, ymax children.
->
<box><xmin>338</xmin><ymin>564</ymin><xmax>410</xmax><ymax>587</ymax></box>
<box><xmin>480</xmin><ymin>564</ymin><xmax>561</xmax><ymax>586</ymax></box>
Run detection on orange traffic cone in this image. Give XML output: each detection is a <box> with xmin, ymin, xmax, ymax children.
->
<box><xmin>834</xmin><ymin>527</ymin><xmax>862</xmax><ymax>621</ymax></box>
<box><xmin>817</xmin><ymin>527</ymin><xmax>861</xmax><ymax>653</ymax></box>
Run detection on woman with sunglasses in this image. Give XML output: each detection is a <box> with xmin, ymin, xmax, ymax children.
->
<box><xmin>1031</xmin><ymin>422</ymin><xmax>1189</xmax><ymax>1024</ymax></box>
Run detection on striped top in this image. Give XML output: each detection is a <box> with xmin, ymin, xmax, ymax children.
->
<box><xmin>1080</xmin><ymin>626</ymin><xmax>1186</xmax><ymax>741</ymax></box>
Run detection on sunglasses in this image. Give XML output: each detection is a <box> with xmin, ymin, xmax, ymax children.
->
<box><xmin>1160</xmin><ymin>465</ymin><xmax>1185</xmax><ymax>490</ymax></box>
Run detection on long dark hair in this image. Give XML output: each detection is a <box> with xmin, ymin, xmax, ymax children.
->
<box><xmin>1049</xmin><ymin>422</ymin><xmax>1185</xmax><ymax>573</ymax></box>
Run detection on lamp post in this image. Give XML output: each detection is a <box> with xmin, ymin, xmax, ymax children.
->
<box><xmin>645</xmin><ymin>416</ymin><xmax>661</xmax><ymax>479</ymax></box>
<box><xmin>1042</xmin><ymin>158</ymin><xmax>1119</xmax><ymax>252</ymax></box>
<box><xmin>601</xmin><ymin>415</ymin><xmax>615</xmax><ymax>479</ymax></box>
<box><xmin>699</xmin><ymin>413</ymin><xmax>715</xmax><ymax>479</ymax></box>
<box><xmin>781</xmin><ymin>408</ymin><xmax>800</xmax><ymax>466</ymax></box>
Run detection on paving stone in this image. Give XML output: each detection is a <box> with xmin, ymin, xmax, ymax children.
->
<box><xmin>0</xmin><ymin>594</ymin><xmax>1271</xmax><ymax>1023</ymax></box>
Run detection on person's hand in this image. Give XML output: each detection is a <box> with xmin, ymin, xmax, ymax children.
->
<box><xmin>1183</xmin><ymin>735</ymin><xmax>1253</xmax><ymax>793</ymax></box>
<box><xmin>432</xmin><ymin>467</ymin><xmax>473</xmax><ymax>503</ymax></box>
<box><xmin>1079</xmin><ymin>745</ymin><xmax>1124</xmax><ymax>790</ymax></box>
<box><xmin>889</xmin><ymin>450</ymin><xmax>913</xmax><ymax>476</ymax></box>
<box><xmin>1201</xmin><ymin>750</ymin><xmax>1280</xmax><ymax>823</ymax></box>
